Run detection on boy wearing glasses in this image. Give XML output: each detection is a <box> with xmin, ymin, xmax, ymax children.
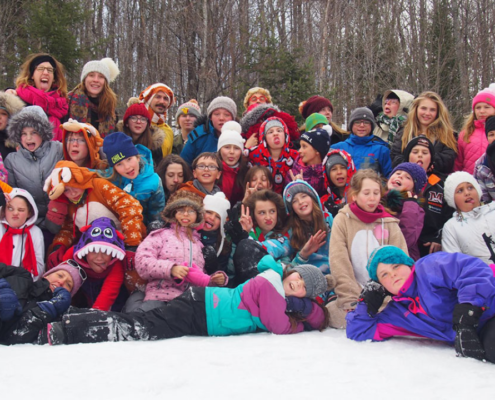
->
<box><xmin>374</xmin><ymin>90</ymin><xmax>414</xmax><ymax>146</ymax></box>
<box><xmin>178</xmin><ymin>152</ymin><xmax>223</xmax><ymax>198</ymax></box>
<box><xmin>331</xmin><ymin>107</ymin><xmax>392</xmax><ymax>177</ymax></box>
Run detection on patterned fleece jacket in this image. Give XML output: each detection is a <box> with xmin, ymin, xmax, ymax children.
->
<box><xmin>51</xmin><ymin>161</ymin><xmax>146</xmax><ymax>251</ymax></box>
<box><xmin>248</xmin><ymin>117</ymin><xmax>299</xmax><ymax>194</ymax></box>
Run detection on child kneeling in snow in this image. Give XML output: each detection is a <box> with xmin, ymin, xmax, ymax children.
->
<box><xmin>346</xmin><ymin>246</ymin><xmax>495</xmax><ymax>363</ymax></box>
<box><xmin>38</xmin><ymin>256</ymin><xmax>330</xmax><ymax>345</ymax></box>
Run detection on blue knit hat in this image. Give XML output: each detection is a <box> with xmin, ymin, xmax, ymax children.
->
<box><xmin>390</xmin><ymin>162</ymin><xmax>427</xmax><ymax>195</ymax></box>
<box><xmin>366</xmin><ymin>246</ymin><xmax>414</xmax><ymax>282</ymax></box>
<box><xmin>103</xmin><ymin>132</ymin><xmax>139</xmax><ymax>168</ymax></box>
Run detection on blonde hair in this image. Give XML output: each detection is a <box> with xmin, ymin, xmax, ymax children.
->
<box><xmin>461</xmin><ymin>112</ymin><xmax>476</xmax><ymax>144</ymax></box>
<box><xmin>401</xmin><ymin>91</ymin><xmax>457</xmax><ymax>153</ymax></box>
<box><xmin>347</xmin><ymin>169</ymin><xmax>385</xmax><ymax>203</ymax></box>
<box><xmin>15</xmin><ymin>53</ymin><xmax>68</xmax><ymax>97</ymax></box>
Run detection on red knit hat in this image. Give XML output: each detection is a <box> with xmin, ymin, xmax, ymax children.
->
<box><xmin>123</xmin><ymin>103</ymin><xmax>150</xmax><ymax>125</ymax></box>
<box><xmin>299</xmin><ymin>96</ymin><xmax>333</xmax><ymax>119</ymax></box>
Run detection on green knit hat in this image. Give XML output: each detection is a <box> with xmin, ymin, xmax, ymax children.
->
<box><xmin>305</xmin><ymin>113</ymin><xmax>328</xmax><ymax>131</ymax></box>
<box><xmin>366</xmin><ymin>246</ymin><xmax>414</xmax><ymax>282</ymax></box>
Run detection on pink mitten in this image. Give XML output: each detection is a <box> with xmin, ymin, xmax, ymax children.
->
<box><xmin>184</xmin><ymin>263</ymin><xmax>211</xmax><ymax>287</ymax></box>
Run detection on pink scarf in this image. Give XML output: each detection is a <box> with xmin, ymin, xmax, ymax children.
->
<box><xmin>16</xmin><ymin>85</ymin><xmax>68</xmax><ymax>141</ymax></box>
<box><xmin>350</xmin><ymin>202</ymin><xmax>392</xmax><ymax>224</ymax></box>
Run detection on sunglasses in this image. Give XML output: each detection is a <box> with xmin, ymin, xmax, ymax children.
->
<box><xmin>63</xmin><ymin>259</ymin><xmax>88</xmax><ymax>281</ymax></box>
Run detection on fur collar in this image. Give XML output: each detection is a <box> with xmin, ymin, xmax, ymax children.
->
<box><xmin>240</xmin><ymin>104</ymin><xmax>280</xmax><ymax>132</ymax></box>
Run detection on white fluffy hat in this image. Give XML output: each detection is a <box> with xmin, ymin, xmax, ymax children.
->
<box><xmin>217</xmin><ymin>121</ymin><xmax>245</xmax><ymax>152</ymax></box>
<box><xmin>203</xmin><ymin>192</ymin><xmax>231</xmax><ymax>255</ymax></box>
<box><xmin>444</xmin><ymin>171</ymin><xmax>482</xmax><ymax>209</ymax></box>
<box><xmin>81</xmin><ymin>57</ymin><xmax>120</xmax><ymax>83</ymax></box>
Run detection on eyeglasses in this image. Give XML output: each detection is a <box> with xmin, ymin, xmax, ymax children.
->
<box><xmin>384</xmin><ymin>99</ymin><xmax>400</xmax><ymax>105</ymax></box>
<box><xmin>63</xmin><ymin>259</ymin><xmax>88</xmax><ymax>281</ymax></box>
<box><xmin>129</xmin><ymin>116</ymin><xmax>148</xmax><ymax>123</ymax></box>
<box><xmin>355</xmin><ymin>120</ymin><xmax>372</xmax><ymax>126</ymax></box>
<box><xmin>67</xmin><ymin>138</ymin><xmax>86</xmax><ymax>145</ymax></box>
<box><xmin>36</xmin><ymin>66</ymin><xmax>54</xmax><ymax>74</ymax></box>
<box><xmin>195</xmin><ymin>164</ymin><xmax>219</xmax><ymax>171</ymax></box>
<box><xmin>176</xmin><ymin>208</ymin><xmax>197</xmax><ymax>215</ymax></box>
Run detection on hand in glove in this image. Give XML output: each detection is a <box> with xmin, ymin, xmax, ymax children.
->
<box><xmin>225</xmin><ymin>207</ymin><xmax>248</xmax><ymax>245</ymax></box>
<box><xmin>285</xmin><ymin>296</ymin><xmax>313</xmax><ymax>318</ymax></box>
<box><xmin>0</xmin><ymin>279</ymin><xmax>22</xmax><ymax>321</ymax></box>
<box><xmin>202</xmin><ymin>245</ymin><xmax>219</xmax><ymax>275</ymax></box>
<box><xmin>359</xmin><ymin>280</ymin><xmax>388</xmax><ymax>317</ymax></box>
<box><xmin>37</xmin><ymin>287</ymin><xmax>71</xmax><ymax>318</ymax></box>
<box><xmin>453</xmin><ymin>303</ymin><xmax>486</xmax><ymax>361</ymax></box>
<box><xmin>124</xmin><ymin>246</ymin><xmax>138</xmax><ymax>271</ymax></box>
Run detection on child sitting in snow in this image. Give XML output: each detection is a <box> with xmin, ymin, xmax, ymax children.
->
<box><xmin>442</xmin><ymin>171</ymin><xmax>495</xmax><ymax>264</ymax></box>
<box><xmin>347</xmin><ymin>246</ymin><xmax>495</xmax><ymax>363</ymax></box>
<box><xmin>0</xmin><ymin>188</ymin><xmax>45</xmax><ymax>280</ymax></box>
<box><xmin>62</xmin><ymin>217</ymin><xmax>127</xmax><ymax>311</ymax></box>
<box><xmin>125</xmin><ymin>191</ymin><xmax>228</xmax><ymax>313</ymax></box>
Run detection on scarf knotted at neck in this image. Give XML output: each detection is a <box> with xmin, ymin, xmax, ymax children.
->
<box><xmin>376</xmin><ymin>113</ymin><xmax>407</xmax><ymax>145</ymax></box>
<box><xmin>0</xmin><ymin>224</ymin><xmax>37</xmax><ymax>276</ymax></box>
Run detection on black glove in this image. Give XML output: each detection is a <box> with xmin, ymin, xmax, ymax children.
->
<box><xmin>452</xmin><ymin>303</ymin><xmax>486</xmax><ymax>361</ymax></box>
<box><xmin>225</xmin><ymin>207</ymin><xmax>248</xmax><ymax>245</ymax></box>
<box><xmin>285</xmin><ymin>296</ymin><xmax>313</xmax><ymax>318</ymax></box>
<box><xmin>202</xmin><ymin>245</ymin><xmax>219</xmax><ymax>275</ymax></box>
<box><xmin>359</xmin><ymin>280</ymin><xmax>388</xmax><ymax>317</ymax></box>
<box><xmin>37</xmin><ymin>287</ymin><xmax>71</xmax><ymax>319</ymax></box>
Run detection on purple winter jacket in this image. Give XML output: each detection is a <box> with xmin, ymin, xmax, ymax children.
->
<box><xmin>284</xmin><ymin>155</ymin><xmax>326</xmax><ymax>197</ymax></box>
<box><xmin>395</xmin><ymin>200</ymin><xmax>425</xmax><ymax>261</ymax></box>
<box><xmin>346</xmin><ymin>252</ymin><xmax>495</xmax><ymax>343</ymax></box>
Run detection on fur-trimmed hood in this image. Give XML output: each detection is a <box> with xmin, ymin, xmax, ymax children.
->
<box><xmin>240</xmin><ymin>103</ymin><xmax>300</xmax><ymax>142</ymax></box>
<box><xmin>240</xmin><ymin>103</ymin><xmax>280</xmax><ymax>132</ymax></box>
<box><xmin>0</xmin><ymin>91</ymin><xmax>25</xmax><ymax>117</ymax></box>
<box><xmin>116</xmin><ymin>120</ymin><xmax>165</xmax><ymax>152</ymax></box>
<box><xmin>7</xmin><ymin>105</ymin><xmax>53</xmax><ymax>145</ymax></box>
<box><xmin>161</xmin><ymin>190</ymin><xmax>204</xmax><ymax>228</ymax></box>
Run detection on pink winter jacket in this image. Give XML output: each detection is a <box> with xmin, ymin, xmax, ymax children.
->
<box><xmin>135</xmin><ymin>224</ymin><xmax>206</xmax><ymax>302</ymax></box>
<box><xmin>454</xmin><ymin>120</ymin><xmax>488</xmax><ymax>174</ymax></box>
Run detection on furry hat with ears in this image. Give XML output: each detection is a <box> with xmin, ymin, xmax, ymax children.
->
<box><xmin>7</xmin><ymin>105</ymin><xmax>53</xmax><ymax>144</ymax></box>
<box><xmin>161</xmin><ymin>190</ymin><xmax>204</xmax><ymax>228</ymax></box>
<box><xmin>0</xmin><ymin>91</ymin><xmax>26</xmax><ymax>118</ymax></box>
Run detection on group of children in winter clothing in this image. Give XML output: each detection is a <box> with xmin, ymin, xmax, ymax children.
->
<box><xmin>2</xmin><ymin>66</ymin><xmax>495</xmax><ymax>365</ymax></box>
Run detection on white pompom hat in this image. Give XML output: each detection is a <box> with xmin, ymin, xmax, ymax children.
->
<box><xmin>217</xmin><ymin>121</ymin><xmax>245</xmax><ymax>152</ymax></box>
<box><xmin>203</xmin><ymin>192</ymin><xmax>231</xmax><ymax>255</ymax></box>
<box><xmin>81</xmin><ymin>57</ymin><xmax>120</xmax><ymax>83</ymax></box>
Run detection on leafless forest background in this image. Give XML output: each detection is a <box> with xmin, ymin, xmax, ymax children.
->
<box><xmin>1</xmin><ymin>0</ymin><xmax>494</xmax><ymax>127</ymax></box>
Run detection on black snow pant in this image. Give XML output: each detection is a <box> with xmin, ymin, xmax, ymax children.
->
<box><xmin>56</xmin><ymin>287</ymin><xmax>208</xmax><ymax>345</ymax></box>
<box><xmin>480</xmin><ymin>316</ymin><xmax>495</xmax><ymax>363</ymax></box>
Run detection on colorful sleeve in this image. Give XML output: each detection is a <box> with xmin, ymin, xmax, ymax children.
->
<box><xmin>147</xmin><ymin>181</ymin><xmax>166</xmax><ymax>222</ymax></box>
<box><xmin>135</xmin><ymin>233</ymin><xmax>176</xmax><ymax>280</ymax></box>
<box><xmin>0</xmin><ymin>155</ymin><xmax>8</xmax><ymax>183</ymax></box>
<box><xmin>259</xmin><ymin>233</ymin><xmax>293</xmax><ymax>260</ymax></box>
<box><xmin>92</xmin><ymin>261</ymin><xmax>125</xmax><ymax>311</ymax></box>
<box><xmin>94</xmin><ymin>179</ymin><xmax>145</xmax><ymax>247</ymax></box>
<box><xmin>417</xmin><ymin>252</ymin><xmax>495</xmax><ymax>307</ymax></box>
<box><xmin>346</xmin><ymin>303</ymin><xmax>379</xmax><ymax>341</ymax></box>
<box><xmin>52</xmin><ymin>215</ymin><xmax>75</xmax><ymax>250</ymax></box>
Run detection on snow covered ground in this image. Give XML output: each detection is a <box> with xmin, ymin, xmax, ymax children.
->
<box><xmin>1</xmin><ymin>329</ymin><xmax>494</xmax><ymax>399</ymax></box>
